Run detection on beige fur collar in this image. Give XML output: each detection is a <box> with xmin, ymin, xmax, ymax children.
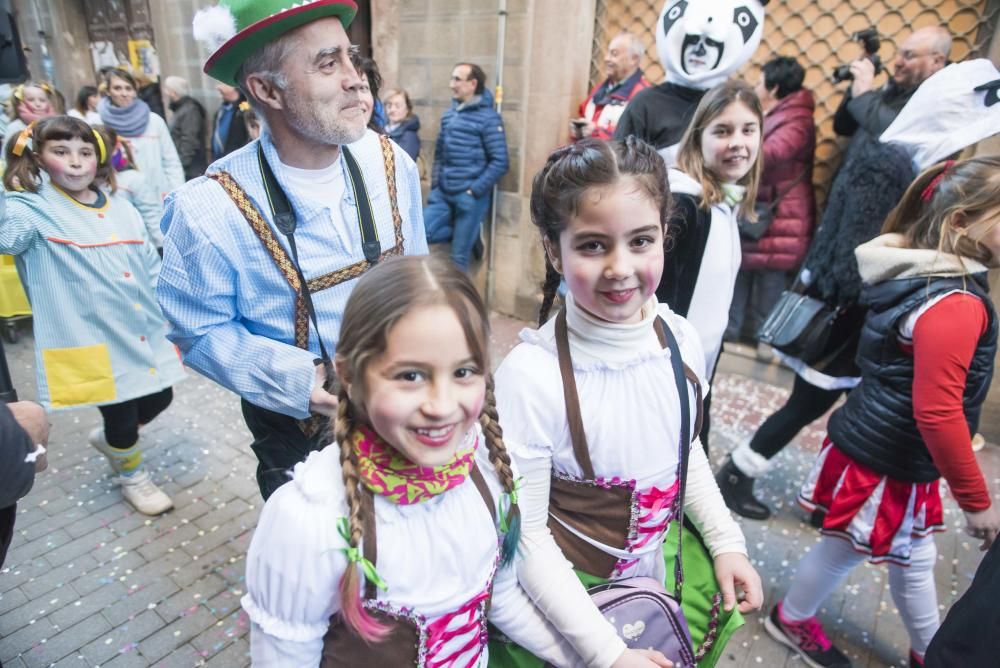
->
<box><xmin>855</xmin><ymin>233</ymin><xmax>989</xmax><ymax>284</ymax></box>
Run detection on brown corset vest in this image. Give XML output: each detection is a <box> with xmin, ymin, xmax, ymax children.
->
<box><xmin>320</xmin><ymin>462</ymin><xmax>498</xmax><ymax>666</ymax></box>
<box><xmin>546</xmin><ymin>310</ymin><xmax>702</xmax><ymax>578</ymax></box>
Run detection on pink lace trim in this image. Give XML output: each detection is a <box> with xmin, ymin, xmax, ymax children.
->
<box><xmin>613</xmin><ymin>479</ymin><xmax>680</xmax><ymax>576</ymax></box>
<box><xmin>424</xmin><ymin>587</ymin><xmax>491</xmax><ymax>668</ymax></box>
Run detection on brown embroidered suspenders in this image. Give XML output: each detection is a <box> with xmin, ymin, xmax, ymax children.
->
<box><xmin>208</xmin><ymin>135</ymin><xmax>406</xmax><ymax>436</ymax></box>
<box><xmin>207</xmin><ymin>134</ymin><xmax>405</xmax><ymax>350</ymax></box>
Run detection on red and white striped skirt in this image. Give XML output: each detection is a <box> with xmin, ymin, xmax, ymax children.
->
<box><xmin>798</xmin><ymin>438</ymin><xmax>945</xmax><ymax>566</ymax></box>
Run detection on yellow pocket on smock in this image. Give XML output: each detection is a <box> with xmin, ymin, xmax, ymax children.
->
<box><xmin>42</xmin><ymin>344</ymin><xmax>117</xmax><ymax>407</ymax></box>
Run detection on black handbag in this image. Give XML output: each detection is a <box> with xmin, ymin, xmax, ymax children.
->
<box><xmin>738</xmin><ymin>169</ymin><xmax>810</xmax><ymax>241</ymax></box>
<box><xmin>757</xmin><ymin>276</ymin><xmax>839</xmax><ymax>364</ymax></box>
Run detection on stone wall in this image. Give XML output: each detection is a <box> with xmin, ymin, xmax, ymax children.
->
<box><xmin>9</xmin><ymin>0</ymin><xmax>222</xmax><ymax>130</ymax></box>
<box><xmin>375</xmin><ymin>0</ymin><xmax>597</xmax><ymax>319</ymax></box>
<box><xmin>148</xmin><ymin>0</ymin><xmax>227</xmax><ymax>118</ymax></box>
<box><xmin>10</xmin><ymin>0</ymin><xmax>93</xmax><ymax>106</ymax></box>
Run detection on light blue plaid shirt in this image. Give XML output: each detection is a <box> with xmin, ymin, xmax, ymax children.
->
<box><xmin>157</xmin><ymin>130</ymin><xmax>427</xmax><ymax>419</ymax></box>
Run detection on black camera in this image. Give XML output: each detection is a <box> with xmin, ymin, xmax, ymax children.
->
<box><xmin>832</xmin><ymin>28</ymin><xmax>883</xmax><ymax>83</ymax></box>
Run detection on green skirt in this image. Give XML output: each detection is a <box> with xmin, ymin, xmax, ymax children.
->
<box><xmin>488</xmin><ymin>522</ymin><xmax>742</xmax><ymax>667</ymax></box>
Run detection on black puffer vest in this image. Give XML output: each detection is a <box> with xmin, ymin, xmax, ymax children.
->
<box><xmin>828</xmin><ymin>273</ymin><xmax>997</xmax><ymax>482</ymax></box>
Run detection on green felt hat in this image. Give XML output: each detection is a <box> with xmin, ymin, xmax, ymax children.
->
<box><xmin>194</xmin><ymin>0</ymin><xmax>358</xmax><ymax>86</ymax></box>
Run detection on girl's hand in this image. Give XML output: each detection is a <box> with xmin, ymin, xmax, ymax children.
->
<box><xmin>611</xmin><ymin>648</ymin><xmax>673</xmax><ymax>668</ymax></box>
<box><xmin>964</xmin><ymin>503</ymin><xmax>1000</xmax><ymax>551</ymax></box>
<box><xmin>713</xmin><ymin>552</ymin><xmax>763</xmax><ymax>613</ymax></box>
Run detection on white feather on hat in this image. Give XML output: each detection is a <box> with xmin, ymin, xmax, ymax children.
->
<box><xmin>880</xmin><ymin>59</ymin><xmax>1000</xmax><ymax>171</ymax></box>
<box><xmin>192</xmin><ymin>4</ymin><xmax>238</xmax><ymax>54</ymax></box>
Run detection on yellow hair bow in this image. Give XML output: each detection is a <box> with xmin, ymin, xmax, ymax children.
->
<box><xmin>11</xmin><ymin>121</ymin><xmax>34</xmax><ymax>157</ymax></box>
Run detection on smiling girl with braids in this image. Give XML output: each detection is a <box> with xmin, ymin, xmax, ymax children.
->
<box><xmin>242</xmin><ymin>255</ymin><xmax>580</xmax><ymax>666</ymax></box>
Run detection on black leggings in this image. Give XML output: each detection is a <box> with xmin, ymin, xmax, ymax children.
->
<box><xmin>749</xmin><ymin>375</ymin><xmax>844</xmax><ymax>459</ymax></box>
<box><xmin>97</xmin><ymin>388</ymin><xmax>173</xmax><ymax>449</ymax></box>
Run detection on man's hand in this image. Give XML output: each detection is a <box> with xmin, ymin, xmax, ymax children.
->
<box><xmin>308</xmin><ymin>364</ymin><xmax>339</xmax><ymax>418</ymax></box>
<box><xmin>8</xmin><ymin>401</ymin><xmax>49</xmax><ymax>472</ymax></box>
<box><xmin>9</xmin><ymin>400</ymin><xmax>48</xmax><ymax>447</ymax></box>
<box><xmin>570</xmin><ymin>118</ymin><xmax>596</xmax><ymax>139</ymax></box>
<box><xmin>849</xmin><ymin>58</ymin><xmax>876</xmax><ymax>97</ymax></box>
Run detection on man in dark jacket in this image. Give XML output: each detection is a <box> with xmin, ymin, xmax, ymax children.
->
<box><xmin>1</xmin><ymin>399</ymin><xmax>49</xmax><ymax>566</ymax></box>
<box><xmin>424</xmin><ymin>62</ymin><xmax>508</xmax><ymax>270</ymax></box>
<box><xmin>164</xmin><ymin>76</ymin><xmax>208</xmax><ymax>181</ymax></box>
<box><xmin>211</xmin><ymin>83</ymin><xmax>251</xmax><ymax>161</ymax></box>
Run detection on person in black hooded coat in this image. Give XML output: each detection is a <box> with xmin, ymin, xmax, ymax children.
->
<box><xmin>716</xmin><ymin>133</ymin><xmax>914</xmax><ymax>519</ymax></box>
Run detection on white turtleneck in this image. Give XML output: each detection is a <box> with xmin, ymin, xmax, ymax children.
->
<box><xmin>495</xmin><ymin>294</ymin><xmax>748</xmax><ymax>668</ymax></box>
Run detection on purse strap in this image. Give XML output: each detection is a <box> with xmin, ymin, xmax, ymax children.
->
<box><xmin>553</xmin><ymin>309</ymin><xmax>695</xmax><ymax>601</ymax></box>
<box><xmin>759</xmin><ymin>168</ymin><xmax>810</xmax><ymax>215</ymax></box>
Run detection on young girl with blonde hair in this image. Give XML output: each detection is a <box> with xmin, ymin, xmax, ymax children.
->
<box><xmin>768</xmin><ymin>156</ymin><xmax>1000</xmax><ymax>668</ymax></box>
<box><xmin>243</xmin><ymin>255</ymin><xmax>581</xmax><ymax>666</ymax></box>
<box><xmin>659</xmin><ymin>81</ymin><xmax>763</xmax><ymax>448</ymax></box>
<box><xmin>4</xmin><ymin>82</ymin><xmax>58</xmax><ymax>148</ymax></box>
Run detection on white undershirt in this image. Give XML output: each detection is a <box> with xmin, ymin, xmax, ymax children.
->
<box><xmin>685</xmin><ymin>201</ymin><xmax>742</xmax><ymax>378</ymax></box>
<box><xmin>278</xmin><ymin>157</ymin><xmax>346</xmax><ymax>210</ymax></box>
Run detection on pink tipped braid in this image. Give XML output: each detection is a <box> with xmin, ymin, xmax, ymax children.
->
<box><xmin>921</xmin><ymin>160</ymin><xmax>956</xmax><ymax>203</ymax></box>
<box><xmin>334</xmin><ymin>391</ymin><xmax>390</xmax><ymax>642</ymax></box>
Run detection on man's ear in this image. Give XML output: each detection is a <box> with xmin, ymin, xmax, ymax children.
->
<box><xmin>543</xmin><ymin>237</ymin><xmax>563</xmax><ymax>274</ymax></box>
<box><xmin>244</xmin><ymin>74</ymin><xmax>284</xmax><ymax>113</ymax></box>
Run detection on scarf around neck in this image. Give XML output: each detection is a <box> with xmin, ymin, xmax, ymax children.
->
<box><xmin>721</xmin><ymin>183</ymin><xmax>746</xmax><ymax>208</ymax></box>
<box><xmin>352</xmin><ymin>425</ymin><xmax>477</xmax><ymax>505</ymax></box>
<box><xmin>98</xmin><ymin>96</ymin><xmax>151</xmax><ymax>137</ymax></box>
<box><xmin>17</xmin><ymin>100</ymin><xmax>54</xmax><ymax>124</ymax></box>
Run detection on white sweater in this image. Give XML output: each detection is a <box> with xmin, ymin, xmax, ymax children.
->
<box><xmin>127</xmin><ymin>113</ymin><xmax>184</xmax><ymax>201</ymax></box>
<box><xmin>496</xmin><ymin>294</ymin><xmax>747</xmax><ymax>668</ymax></box>
<box><xmin>242</xmin><ymin>427</ymin><xmax>581</xmax><ymax>666</ymax></box>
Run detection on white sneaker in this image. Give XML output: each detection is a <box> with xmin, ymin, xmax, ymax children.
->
<box><xmin>115</xmin><ymin>470</ymin><xmax>173</xmax><ymax>515</ymax></box>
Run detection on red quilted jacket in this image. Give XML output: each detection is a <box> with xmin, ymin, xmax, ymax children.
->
<box><xmin>742</xmin><ymin>88</ymin><xmax>817</xmax><ymax>272</ymax></box>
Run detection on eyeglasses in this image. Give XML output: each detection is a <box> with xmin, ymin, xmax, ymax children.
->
<box><xmin>450</xmin><ymin>75</ymin><xmax>470</xmax><ymax>82</ymax></box>
<box><xmin>898</xmin><ymin>49</ymin><xmax>936</xmax><ymax>61</ymax></box>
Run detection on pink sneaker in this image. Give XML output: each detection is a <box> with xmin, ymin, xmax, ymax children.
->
<box><xmin>764</xmin><ymin>602</ymin><xmax>852</xmax><ymax>668</ymax></box>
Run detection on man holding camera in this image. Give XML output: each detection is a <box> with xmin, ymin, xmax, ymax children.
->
<box><xmin>834</xmin><ymin>26</ymin><xmax>951</xmax><ymax>141</ymax></box>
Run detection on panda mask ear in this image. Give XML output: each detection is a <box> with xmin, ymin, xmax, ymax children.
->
<box><xmin>656</xmin><ymin>0</ymin><xmax>767</xmax><ymax>91</ymax></box>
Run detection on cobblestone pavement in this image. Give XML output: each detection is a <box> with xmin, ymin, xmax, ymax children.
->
<box><xmin>1</xmin><ymin>317</ymin><xmax>997</xmax><ymax>667</ymax></box>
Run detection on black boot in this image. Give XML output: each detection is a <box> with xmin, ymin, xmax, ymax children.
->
<box><xmin>716</xmin><ymin>457</ymin><xmax>772</xmax><ymax>520</ymax></box>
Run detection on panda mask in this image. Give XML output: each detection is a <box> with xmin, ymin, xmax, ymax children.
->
<box><xmin>657</xmin><ymin>0</ymin><xmax>768</xmax><ymax>91</ymax></box>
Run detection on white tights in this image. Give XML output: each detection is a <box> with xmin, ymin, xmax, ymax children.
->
<box><xmin>781</xmin><ymin>535</ymin><xmax>940</xmax><ymax>656</ymax></box>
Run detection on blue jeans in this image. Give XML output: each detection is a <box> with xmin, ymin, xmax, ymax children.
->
<box><xmin>423</xmin><ymin>187</ymin><xmax>492</xmax><ymax>271</ymax></box>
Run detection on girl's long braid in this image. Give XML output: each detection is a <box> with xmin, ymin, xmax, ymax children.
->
<box><xmin>334</xmin><ymin>388</ymin><xmax>388</xmax><ymax>641</ymax></box>
<box><xmin>479</xmin><ymin>373</ymin><xmax>521</xmax><ymax>566</ymax></box>
<box><xmin>538</xmin><ymin>256</ymin><xmax>562</xmax><ymax>327</ymax></box>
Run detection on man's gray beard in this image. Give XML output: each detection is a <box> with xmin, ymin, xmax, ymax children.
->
<box><xmin>286</xmin><ymin>100</ymin><xmax>367</xmax><ymax>147</ymax></box>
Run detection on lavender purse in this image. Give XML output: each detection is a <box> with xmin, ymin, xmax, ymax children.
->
<box><xmin>552</xmin><ymin>312</ymin><xmax>703</xmax><ymax>668</ymax></box>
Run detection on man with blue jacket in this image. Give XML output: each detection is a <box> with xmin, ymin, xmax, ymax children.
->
<box><xmin>425</xmin><ymin>62</ymin><xmax>509</xmax><ymax>270</ymax></box>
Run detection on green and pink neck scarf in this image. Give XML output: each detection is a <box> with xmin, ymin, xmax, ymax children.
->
<box><xmin>352</xmin><ymin>426</ymin><xmax>476</xmax><ymax>505</ymax></box>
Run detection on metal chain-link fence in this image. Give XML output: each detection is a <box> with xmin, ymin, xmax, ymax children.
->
<box><xmin>591</xmin><ymin>0</ymin><xmax>1000</xmax><ymax>207</ymax></box>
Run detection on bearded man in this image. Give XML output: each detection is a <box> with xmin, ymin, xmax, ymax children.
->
<box><xmin>158</xmin><ymin>0</ymin><xmax>427</xmax><ymax>499</ymax></box>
